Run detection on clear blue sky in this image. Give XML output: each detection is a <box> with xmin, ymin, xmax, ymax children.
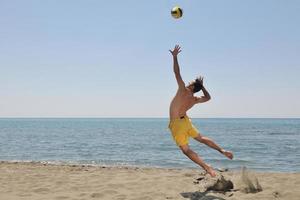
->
<box><xmin>0</xmin><ymin>0</ymin><xmax>299</xmax><ymax>117</ymax></box>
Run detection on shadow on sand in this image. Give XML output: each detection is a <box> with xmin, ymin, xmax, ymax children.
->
<box><xmin>181</xmin><ymin>191</ymin><xmax>226</xmax><ymax>200</ymax></box>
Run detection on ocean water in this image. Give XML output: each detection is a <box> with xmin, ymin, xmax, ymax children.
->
<box><xmin>0</xmin><ymin>118</ymin><xmax>299</xmax><ymax>172</ymax></box>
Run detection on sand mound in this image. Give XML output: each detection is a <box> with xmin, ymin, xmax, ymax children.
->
<box><xmin>194</xmin><ymin>172</ymin><xmax>233</xmax><ymax>192</ymax></box>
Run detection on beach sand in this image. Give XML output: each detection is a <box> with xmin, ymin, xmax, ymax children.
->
<box><xmin>0</xmin><ymin>161</ymin><xmax>299</xmax><ymax>200</ymax></box>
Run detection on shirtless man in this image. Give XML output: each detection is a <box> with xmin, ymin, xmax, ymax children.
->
<box><xmin>168</xmin><ymin>45</ymin><xmax>233</xmax><ymax>177</ymax></box>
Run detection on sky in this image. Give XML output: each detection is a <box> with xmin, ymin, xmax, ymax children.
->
<box><xmin>0</xmin><ymin>0</ymin><xmax>299</xmax><ymax>118</ymax></box>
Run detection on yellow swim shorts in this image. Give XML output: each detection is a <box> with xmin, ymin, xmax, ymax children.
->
<box><xmin>168</xmin><ymin>116</ymin><xmax>199</xmax><ymax>146</ymax></box>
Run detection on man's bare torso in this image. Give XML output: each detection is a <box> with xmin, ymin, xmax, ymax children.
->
<box><xmin>169</xmin><ymin>88</ymin><xmax>196</xmax><ymax>119</ymax></box>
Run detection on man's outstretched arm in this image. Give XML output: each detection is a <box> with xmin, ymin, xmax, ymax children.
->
<box><xmin>169</xmin><ymin>45</ymin><xmax>185</xmax><ymax>90</ymax></box>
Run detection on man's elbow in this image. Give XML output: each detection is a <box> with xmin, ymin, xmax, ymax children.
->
<box><xmin>206</xmin><ymin>96</ymin><xmax>211</xmax><ymax>101</ymax></box>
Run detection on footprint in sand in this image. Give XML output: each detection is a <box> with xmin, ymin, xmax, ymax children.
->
<box><xmin>78</xmin><ymin>192</ymin><xmax>88</xmax><ymax>197</ymax></box>
<box><xmin>33</xmin><ymin>187</ymin><xmax>50</xmax><ymax>194</ymax></box>
<box><xmin>90</xmin><ymin>192</ymin><xmax>105</xmax><ymax>198</ymax></box>
<box><xmin>17</xmin><ymin>193</ymin><xmax>32</xmax><ymax>197</ymax></box>
<box><xmin>90</xmin><ymin>190</ymin><xmax>118</xmax><ymax>198</ymax></box>
<box><xmin>55</xmin><ymin>196</ymin><xmax>70</xmax><ymax>200</ymax></box>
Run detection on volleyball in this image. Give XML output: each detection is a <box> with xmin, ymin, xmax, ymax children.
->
<box><xmin>171</xmin><ymin>6</ymin><xmax>183</xmax><ymax>19</ymax></box>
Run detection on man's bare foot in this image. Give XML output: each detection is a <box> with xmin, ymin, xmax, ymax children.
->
<box><xmin>221</xmin><ymin>149</ymin><xmax>233</xmax><ymax>159</ymax></box>
<box><xmin>204</xmin><ymin>165</ymin><xmax>216</xmax><ymax>177</ymax></box>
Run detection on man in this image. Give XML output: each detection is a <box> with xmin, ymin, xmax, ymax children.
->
<box><xmin>168</xmin><ymin>45</ymin><xmax>233</xmax><ymax>177</ymax></box>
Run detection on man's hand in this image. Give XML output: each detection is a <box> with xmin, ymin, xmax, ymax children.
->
<box><xmin>169</xmin><ymin>45</ymin><xmax>181</xmax><ymax>57</ymax></box>
<box><xmin>197</xmin><ymin>76</ymin><xmax>204</xmax><ymax>86</ymax></box>
<box><xmin>195</xmin><ymin>76</ymin><xmax>211</xmax><ymax>103</ymax></box>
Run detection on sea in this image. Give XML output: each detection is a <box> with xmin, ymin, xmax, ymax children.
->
<box><xmin>0</xmin><ymin>118</ymin><xmax>299</xmax><ymax>172</ymax></box>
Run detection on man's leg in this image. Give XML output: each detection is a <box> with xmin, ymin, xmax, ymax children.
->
<box><xmin>194</xmin><ymin>134</ymin><xmax>233</xmax><ymax>159</ymax></box>
<box><xmin>179</xmin><ymin>144</ymin><xmax>216</xmax><ymax>177</ymax></box>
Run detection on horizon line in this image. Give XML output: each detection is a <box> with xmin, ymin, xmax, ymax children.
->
<box><xmin>0</xmin><ymin>117</ymin><xmax>299</xmax><ymax>119</ymax></box>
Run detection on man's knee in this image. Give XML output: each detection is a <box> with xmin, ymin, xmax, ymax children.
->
<box><xmin>195</xmin><ymin>134</ymin><xmax>204</xmax><ymax>143</ymax></box>
<box><xmin>179</xmin><ymin>145</ymin><xmax>191</xmax><ymax>155</ymax></box>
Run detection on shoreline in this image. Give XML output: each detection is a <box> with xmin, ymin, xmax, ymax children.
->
<box><xmin>1</xmin><ymin>161</ymin><xmax>299</xmax><ymax>200</ymax></box>
<box><xmin>1</xmin><ymin>160</ymin><xmax>298</xmax><ymax>173</ymax></box>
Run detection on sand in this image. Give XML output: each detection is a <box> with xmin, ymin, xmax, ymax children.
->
<box><xmin>0</xmin><ymin>161</ymin><xmax>299</xmax><ymax>200</ymax></box>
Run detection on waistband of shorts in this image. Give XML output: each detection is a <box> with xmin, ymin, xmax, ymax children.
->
<box><xmin>169</xmin><ymin>115</ymin><xmax>189</xmax><ymax>122</ymax></box>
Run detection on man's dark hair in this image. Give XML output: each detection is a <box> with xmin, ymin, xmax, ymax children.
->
<box><xmin>192</xmin><ymin>77</ymin><xmax>203</xmax><ymax>93</ymax></box>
